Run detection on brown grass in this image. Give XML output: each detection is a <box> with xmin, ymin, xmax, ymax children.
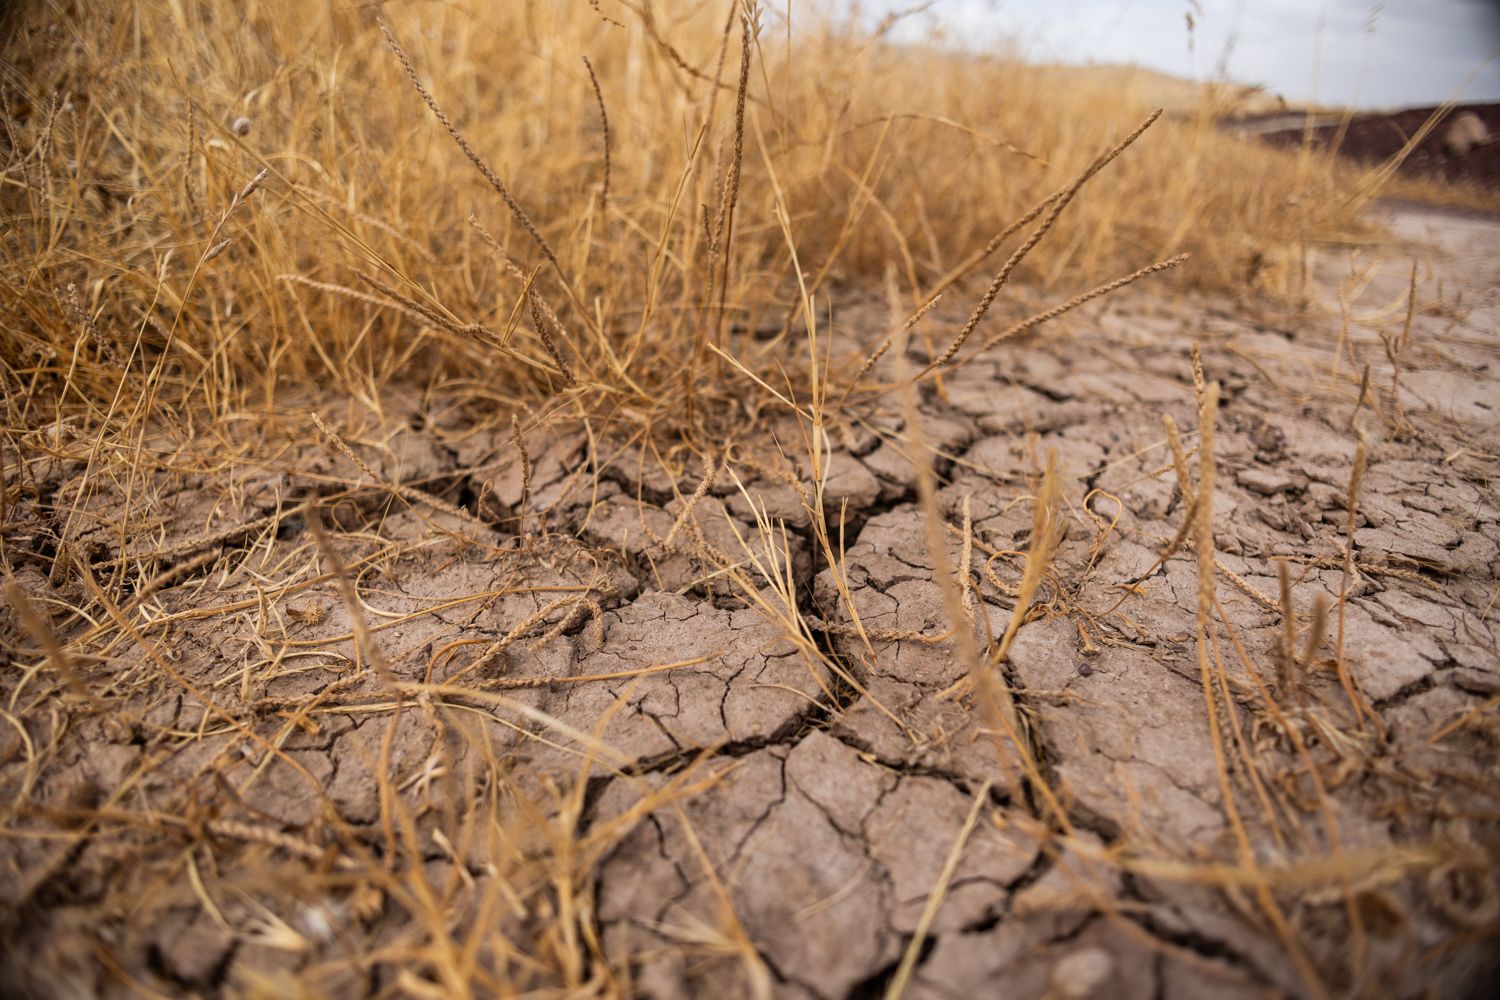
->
<box><xmin>1</xmin><ymin>0</ymin><xmax>1376</xmax><ymax>441</ymax></box>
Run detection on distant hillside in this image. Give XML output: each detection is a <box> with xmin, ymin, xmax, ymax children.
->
<box><xmin>1244</xmin><ymin>103</ymin><xmax>1500</xmax><ymax>191</ymax></box>
<box><xmin>1025</xmin><ymin>62</ymin><xmax>1309</xmax><ymax>117</ymax></box>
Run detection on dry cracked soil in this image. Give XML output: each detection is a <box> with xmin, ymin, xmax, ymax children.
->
<box><xmin>2</xmin><ymin>204</ymin><xmax>1499</xmax><ymax>998</ymax></box>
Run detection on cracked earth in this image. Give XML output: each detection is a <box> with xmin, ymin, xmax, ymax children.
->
<box><xmin>3</xmin><ymin>204</ymin><xmax>1499</xmax><ymax>998</ymax></box>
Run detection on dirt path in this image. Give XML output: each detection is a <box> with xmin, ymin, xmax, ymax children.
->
<box><xmin>2</xmin><ymin>205</ymin><xmax>1497</xmax><ymax>998</ymax></box>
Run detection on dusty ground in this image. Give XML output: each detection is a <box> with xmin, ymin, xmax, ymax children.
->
<box><xmin>2</xmin><ymin>204</ymin><xmax>1499</xmax><ymax>998</ymax></box>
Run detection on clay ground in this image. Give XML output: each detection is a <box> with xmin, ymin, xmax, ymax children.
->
<box><xmin>2</xmin><ymin>203</ymin><xmax>1499</xmax><ymax>998</ymax></box>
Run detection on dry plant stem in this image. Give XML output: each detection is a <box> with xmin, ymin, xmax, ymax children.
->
<box><xmin>511</xmin><ymin>413</ymin><xmax>531</xmax><ymax>537</ymax></box>
<box><xmin>64</xmin><ymin>282</ymin><xmax>112</xmax><ymax>363</ymax></box>
<box><xmin>582</xmin><ymin>56</ymin><xmax>611</xmax><ymax>222</ymax></box>
<box><xmin>1215</xmin><ymin>559</ymin><xmax>1276</xmax><ymax>611</ymax></box>
<box><xmin>1334</xmin><ymin>440</ymin><xmax>1380</xmax><ymax>733</ymax></box>
<box><xmin>1190</xmin><ymin>343</ymin><xmax>1206</xmax><ymax>410</ymax></box>
<box><xmin>1302</xmin><ymin>595</ymin><xmax>1329</xmax><ymax>680</ymax></box>
<box><xmin>356</xmin><ymin>270</ymin><xmax>469</xmax><ymax>333</ymax></box>
<box><xmin>1090</xmin><ymin>419</ymin><xmax>1200</xmax><ymax>619</ymax></box>
<box><xmin>4</xmin><ymin>578</ymin><xmax>100</xmax><ymax>708</ymax></box>
<box><xmin>1209</xmin><ymin>588</ymin><xmax>1368</xmax><ymax>976</ymax></box>
<box><xmin>284</xmin><ymin>179</ymin><xmax>438</xmax><ymax>263</ymax></box>
<box><xmin>1276</xmin><ymin>559</ymin><xmax>1298</xmax><ymax>701</ymax></box>
<box><xmin>529</xmin><ymin>295</ymin><xmax>577</xmax><ymax>387</ymax></box>
<box><xmin>988</xmin><ymin>451</ymin><xmax>1061</xmax><ymax>669</ymax></box>
<box><xmin>587</xmin><ymin>0</ymin><xmax>624</xmax><ymax>27</ymax></box>
<box><xmin>770</xmin><ymin>118</ymin><xmax>898</xmax><ymax>342</ymax></box>
<box><xmin>1347</xmin><ymin>362</ymin><xmax>1373</xmax><ymax>430</ymax></box>
<box><xmin>884</xmin><ymin>781</ymin><xmax>992</xmax><ymax>1000</ymax></box>
<box><xmin>916</xmin><ymin>108</ymin><xmax>1163</xmax><ymax>379</ymax></box>
<box><xmin>959</xmin><ymin>494</ymin><xmax>976</xmax><ymax>626</ymax></box>
<box><xmin>0</xmin><ymin>430</ymin><xmax>9</xmax><ymax>560</ymax></box>
<box><xmin>281</xmin><ymin>273</ymin><xmax>408</xmax><ymax>314</ymax></box>
<box><xmin>202</xmin><ymin>817</ymin><xmax>361</xmax><ymax>870</ymax></box>
<box><xmin>970</xmin><ymin>253</ymin><xmax>1190</xmax><ymax>356</ymax></box>
<box><xmin>378</xmin><ymin>20</ymin><xmax>564</xmax><ymax>286</ymax></box>
<box><xmin>634</xmin><ymin>0</ymin><xmax>737</xmax><ymax>93</ymax></box>
<box><xmin>1345</xmin><ymin>88</ymin><xmax>1473</xmax><ymax>208</ymax></box>
<box><xmin>664</xmin><ymin>452</ymin><xmax>719</xmax><ymax>547</ymax></box>
<box><xmin>467</xmin><ymin>216</ymin><xmax>605</xmax><ymax>381</ymax></box>
<box><xmin>895</xmin><ymin>320</ymin><xmax>1020</xmax><ymax>794</ymax></box>
<box><xmin>1382</xmin><ymin>261</ymin><xmax>1418</xmax><ymax>432</ymax></box>
<box><xmin>95</xmin><ymin>508</ymin><xmax>285</xmax><ymax>569</ymax></box>
<box><xmin>1116</xmin><ymin>495</ymin><xmax>1198</xmax><ymax>597</ymax></box>
<box><xmin>104</xmin><ymin>165</ymin><xmax>266</xmax><ymax>575</ymax></box>
<box><xmin>74</xmin><ymin>562</ymin><xmax>324</xmax><ymax>788</ymax></box>
<box><xmin>304</xmin><ymin>503</ymin><xmax>397</xmax><ymax>689</ymax></box>
<box><xmin>896</xmin><ymin>189</ymin><xmax>1065</xmax><ymax>334</ymax></box>
<box><xmin>1206</xmin><ymin>620</ymin><xmax>1289</xmax><ymax>851</ymax></box>
<box><xmin>1189</xmin><ymin>382</ymin><xmax>1327</xmax><ymax>999</ymax></box>
<box><xmin>670</xmin><ymin>800</ymin><xmax>775</xmax><ymax>1000</ymax></box>
<box><xmin>1164</xmin><ymin>413</ymin><xmax>1194</xmax><ymax>502</ymax></box>
<box><xmin>121</xmin><ymin>549</ymin><xmax>220</xmax><ymax>615</ymax></box>
<box><xmin>441</xmin><ymin>595</ymin><xmax>596</xmax><ymax>685</ymax></box>
<box><xmin>706</xmin><ymin>7</ymin><xmax>754</xmax><ymax>370</ymax></box>
<box><xmin>353</xmin><ymin>271</ymin><xmax>520</xmax><ymax>366</ymax></box>
<box><xmin>182</xmin><ymin>102</ymin><xmax>200</xmax><ymax>227</ymax></box>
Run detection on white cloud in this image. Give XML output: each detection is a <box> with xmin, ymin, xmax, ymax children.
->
<box><xmin>861</xmin><ymin>0</ymin><xmax>1500</xmax><ymax>107</ymax></box>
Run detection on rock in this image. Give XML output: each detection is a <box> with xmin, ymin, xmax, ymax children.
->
<box><xmin>1050</xmin><ymin>946</ymin><xmax>1115</xmax><ymax>999</ymax></box>
<box><xmin>1235</xmin><ymin>466</ymin><xmax>1304</xmax><ymax>496</ymax></box>
<box><xmin>1443</xmin><ymin>111</ymin><xmax>1490</xmax><ymax>157</ymax></box>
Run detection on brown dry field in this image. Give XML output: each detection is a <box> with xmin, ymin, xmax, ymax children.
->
<box><xmin>4</xmin><ymin>200</ymin><xmax>1499</xmax><ymax>998</ymax></box>
<box><xmin>4</xmin><ymin>3</ymin><xmax>1500</xmax><ymax>999</ymax></box>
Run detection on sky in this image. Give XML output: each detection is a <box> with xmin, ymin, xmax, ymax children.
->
<box><xmin>862</xmin><ymin>0</ymin><xmax>1500</xmax><ymax>109</ymax></box>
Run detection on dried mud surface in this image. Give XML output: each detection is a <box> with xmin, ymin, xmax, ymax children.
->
<box><xmin>3</xmin><ymin>206</ymin><xmax>1499</xmax><ymax>998</ymax></box>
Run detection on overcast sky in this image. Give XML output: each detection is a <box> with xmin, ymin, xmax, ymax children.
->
<box><xmin>865</xmin><ymin>0</ymin><xmax>1500</xmax><ymax>108</ymax></box>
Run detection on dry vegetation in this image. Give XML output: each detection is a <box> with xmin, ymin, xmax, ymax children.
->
<box><xmin>2</xmin><ymin>1</ymin><xmax>1497</xmax><ymax>998</ymax></box>
<box><xmin>1</xmin><ymin>0</ymin><xmax>1367</xmax><ymax>421</ymax></box>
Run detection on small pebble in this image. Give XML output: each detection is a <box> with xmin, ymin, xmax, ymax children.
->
<box><xmin>1236</xmin><ymin>466</ymin><xmax>1303</xmax><ymax>496</ymax></box>
<box><xmin>1049</xmin><ymin>946</ymin><xmax>1114</xmax><ymax>999</ymax></box>
<box><xmin>1077</xmin><ymin>663</ymin><xmax>1093</xmax><ymax>677</ymax></box>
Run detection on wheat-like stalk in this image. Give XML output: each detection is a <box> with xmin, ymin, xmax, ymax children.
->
<box><xmin>378</xmin><ymin>19</ymin><xmax>564</xmax><ymax>282</ymax></box>
<box><xmin>971</xmin><ymin>253</ymin><xmax>1190</xmax><ymax>355</ymax></box>
<box><xmin>582</xmin><ymin>56</ymin><xmax>611</xmax><ymax>221</ymax></box>
<box><xmin>918</xmin><ymin>109</ymin><xmax>1164</xmax><ymax>378</ymax></box>
<box><xmin>511</xmin><ymin>412</ymin><xmax>532</xmax><ymax>537</ymax></box>
<box><xmin>529</xmin><ymin>294</ymin><xmax>577</xmax><ymax>387</ymax></box>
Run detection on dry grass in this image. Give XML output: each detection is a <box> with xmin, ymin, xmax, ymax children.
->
<box><xmin>2</xmin><ymin>0</ymin><xmax>1488</xmax><ymax>997</ymax></box>
<box><xmin>2</xmin><ymin>0</ymin><xmax>1369</xmax><ymax>437</ymax></box>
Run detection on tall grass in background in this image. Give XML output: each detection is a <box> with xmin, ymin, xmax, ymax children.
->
<box><xmin>2</xmin><ymin>0</ymin><xmax>1366</xmax><ymax>441</ymax></box>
